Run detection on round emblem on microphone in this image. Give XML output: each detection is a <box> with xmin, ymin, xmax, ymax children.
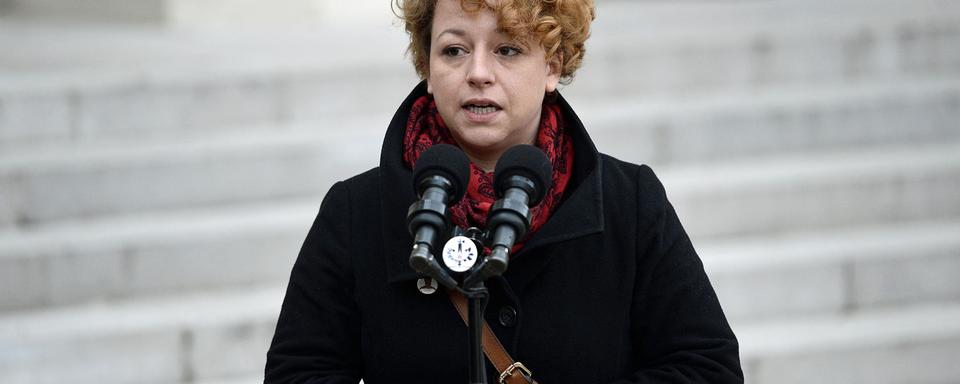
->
<box><xmin>442</xmin><ymin>235</ymin><xmax>478</xmax><ymax>272</ymax></box>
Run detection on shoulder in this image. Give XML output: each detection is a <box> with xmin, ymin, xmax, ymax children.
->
<box><xmin>340</xmin><ymin>167</ymin><xmax>380</xmax><ymax>192</ymax></box>
<box><xmin>598</xmin><ymin>153</ymin><xmax>667</xmax><ymax>204</ymax></box>
<box><xmin>324</xmin><ymin>167</ymin><xmax>381</xmax><ymax>203</ymax></box>
<box><xmin>312</xmin><ymin>167</ymin><xmax>381</xmax><ymax>227</ymax></box>
<box><xmin>596</xmin><ymin>154</ymin><xmax>674</xmax><ymax>239</ymax></box>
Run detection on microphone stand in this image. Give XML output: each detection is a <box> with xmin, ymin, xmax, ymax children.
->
<box><xmin>413</xmin><ymin>229</ymin><xmax>507</xmax><ymax>384</ymax></box>
<box><xmin>463</xmin><ymin>283</ymin><xmax>489</xmax><ymax>384</ymax></box>
<box><xmin>458</xmin><ymin>227</ymin><xmax>490</xmax><ymax>384</ymax></box>
<box><xmin>457</xmin><ymin>207</ymin><xmax>523</xmax><ymax>383</ymax></box>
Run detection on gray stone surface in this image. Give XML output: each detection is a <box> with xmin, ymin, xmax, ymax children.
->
<box><xmin>0</xmin><ymin>252</ymin><xmax>48</xmax><ymax>309</ymax></box>
<box><xmin>710</xmin><ymin>262</ymin><xmax>847</xmax><ymax>323</ymax></box>
<box><xmin>703</xmin><ymin>221</ymin><xmax>960</xmax><ymax>322</ymax></box>
<box><xmin>853</xmin><ymin>249</ymin><xmax>960</xmax><ymax>309</ymax></box>
<box><xmin>1</xmin><ymin>117</ymin><xmax>956</xmax><ymax>232</ymax></box>
<box><xmin>46</xmin><ymin>248</ymin><xmax>126</xmax><ymax>306</ymax></box>
<box><xmin>749</xmin><ymin>338</ymin><xmax>960</xmax><ymax>384</ymax></box>
<box><xmin>6</xmin><ymin>0</ymin><xmax>330</xmax><ymax>26</ymax></box>
<box><xmin>0</xmin><ymin>329</ymin><xmax>182</xmax><ymax>384</ymax></box>
<box><xmin>7</xmin><ymin>0</ymin><xmax>163</xmax><ymax>23</ymax></box>
<box><xmin>581</xmin><ymin>80</ymin><xmax>960</xmax><ymax>166</ymax></box>
<box><xmin>1</xmin><ymin>0</ymin><xmax>958</xmax><ymax>152</ymax></box>
<box><xmin>3</xmin><ymin>134</ymin><xmax>359</xmax><ymax>228</ymax></box>
<box><xmin>8</xmin><ymin>76</ymin><xmax>959</xmax><ymax>162</ymax></box>
<box><xmin>0</xmin><ymin>286</ymin><xmax>283</xmax><ymax>384</ymax></box>
<box><xmin>0</xmin><ymin>91</ymin><xmax>72</xmax><ymax>149</ymax></box>
<box><xmin>123</xmin><ymin>226</ymin><xmax>300</xmax><ymax>297</ymax></box>
<box><xmin>196</xmin><ymin>378</ymin><xmax>263</xmax><ymax>384</ymax></box>
<box><xmin>189</xmin><ymin>318</ymin><xmax>277</xmax><ymax>382</ymax></box>
<box><xmin>74</xmin><ymin>77</ymin><xmax>283</xmax><ymax>140</ymax></box>
<box><xmin>280</xmin><ymin>68</ymin><xmax>418</xmax><ymax>124</ymax></box>
<box><xmin>665</xmin><ymin>144</ymin><xmax>960</xmax><ymax>239</ymax></box>
<box><xmin>738</xmin><ymin>304</ymin><xmax>960</xmax><ymax>380</ymax></box>
<box><xmin>0</xmin><ymin>175</ymin><xmax>21</xmax><ymax>228</ymax></box>
<box><xmin>0</xmin><ymin>201</ymin><xmax>313</xmax><ymax>310</ymax></box>
<box><xmin>574</xmin><ymin>2</ymin><xmax>960</xmax><ymax>98</ymax></box>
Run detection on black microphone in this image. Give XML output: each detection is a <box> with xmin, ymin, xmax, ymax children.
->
<box><xmin>407</xmin><ymin>144</ymin><xmax>471</xmax><ymax>289</ymax></box>
<box><xmin>464</xmin><ymin>145</ymin><xmax>552</xmax><ymax>287</ymax></box>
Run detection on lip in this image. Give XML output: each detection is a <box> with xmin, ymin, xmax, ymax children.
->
<box><xmin>461</xmin><ymin>98</ymin><xmax>502</xmax><ymax>124</ymax></box>
<box><xmin>461</xmin><ymin>98</ymin><xmax>502</xmax><ymax>109</ymax></box>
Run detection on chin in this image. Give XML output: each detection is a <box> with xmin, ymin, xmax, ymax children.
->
<box><xmin>452</xmin><ymin>128</ymin><xmax>506</xmax><ymax>149</ymax></box>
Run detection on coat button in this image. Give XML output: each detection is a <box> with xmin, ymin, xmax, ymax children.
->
<box><xmin>498</xmin><ymin>306</ymin><xmax>518</xmax><ymax>327</ymax></box>
<box><xmin>417</xmin><ymin>278</ymin><xmax>437</xmax><ymax>294</ymax></box>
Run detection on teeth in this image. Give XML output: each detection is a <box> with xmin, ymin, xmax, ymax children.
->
<box><xmin>467</xmin><ymin>105</ymin><xmax>497</xmax><ymax>114</ymax></box>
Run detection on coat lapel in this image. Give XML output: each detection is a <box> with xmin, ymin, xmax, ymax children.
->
<box><xmin>502</xmin><ymin>94</ymin><xmax>605</xmax><ymax>294</ymax></box>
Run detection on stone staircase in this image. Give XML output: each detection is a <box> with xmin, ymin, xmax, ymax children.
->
<box><xmin>1</xmin><ymin>0</ymin><xmax>959</xmax><ymax>383</ymax></box>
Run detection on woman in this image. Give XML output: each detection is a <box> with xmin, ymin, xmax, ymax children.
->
<box><xmin>265</xmin><ymin>0</ymin><xmax>743</xmax><ymax>383</ymax></box>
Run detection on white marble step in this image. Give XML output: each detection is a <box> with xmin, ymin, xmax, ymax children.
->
<box><xmin>2</xmin><ymin>81</ymin><xmax>958</xmax><ymax>229</ymax></box>
<box><xmin>0</xmin><ymin>285</ymin><xmax>284</xmax><ymax>384</ymax></box>
<box><xmin>577</xmin><ymin>78</ymin><xmax>960</xmax><ymax>167</ymax></box>
<box><xmin>5</xmin><ymin>0</ymin><xmax>344</xmax><ymax>27</ymax></box>
<box><xmin>2</xmin><ymin>0</ymin><xmax>958</xmax><ymax>148</ymax></box>
<box><xmin>739</xmin><ymin>303</ymin><xmax>960</xmax><ymax>384</ymax></box>
<box><xmin>578</xmin><ymin>0</ymin><xmax>960</xmax><ymax>98</ymax></box>
<box><xmin>196</xmin><ymin>377</ymin><xmax>265</xmax><ymax>384</ymax></box>
<box><xmin>0</xmin><ymin>123</ymin><xmax>379</xmax><ymax>229</ymax></box>
<box><xmin>6</xmin><ymin>75</ymin><xmax>959</xmax><ymax>161</ymax></box>
<box><xmin>6</xmin><ymin>0</ymin><xmax>946</xmax><ymax>27</ymax></box>
<box><xmin>0</xmin><ymin>20</ymin><xmax>416</xmax><ymax>151</ymax></box>
<box><xmin>598</xmin><ymin>0</ymin><xmax>956</xmax><ymax>27</ymax></box>
<box><xmin>1</xmin><ymin>152</ymin><xmax>957</xmax><ymax>318</ymax></box>
<box><xmin>2</xmin><ymin>281</ymin><xmax>959</xmax><ymax>384</ymax></box>
<box><xmin>0</xmin><ymin>198</ymin><xmax>315</xmax><ymax>311</ymax></box>
<box><xmin>0</xmin><ymin>138</ymin><xmax>957</xmax><ymax>243</ymax></box>
<box><xmin>702</xmin><ymin>220</ymin><xmax>960</xmax><ymax>323</ymax></box>
<box><xmin>660</xmin><ymin>142</ymin><xmax>960</xmax><ymax>238</ymax></box>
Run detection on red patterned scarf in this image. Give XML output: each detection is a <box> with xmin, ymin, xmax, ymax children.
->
<box><xmin>402</xmin><ymin>95</ymin><xmax>573</xmax><ymax>250</ymax></box>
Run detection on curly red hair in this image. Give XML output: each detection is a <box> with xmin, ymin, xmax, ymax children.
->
<box><xmin>393</xmin><ymin>0</ymin><xmax>595</xmax><ymax>85</ymax></box>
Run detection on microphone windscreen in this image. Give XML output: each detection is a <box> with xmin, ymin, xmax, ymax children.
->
<box><xmin>494</xmin><ymin>145</ymin><xmax>552</xmax><ymax>205</ymax></box>
<box><xmin>412</xmin><ymin>143</ymin><xmax>472</xmax><ymax>203</ymax></box>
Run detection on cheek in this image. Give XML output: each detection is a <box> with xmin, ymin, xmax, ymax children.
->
<box><xmin>427</xmin><ymin>58</ymin><xmax>445</xmax><ymax>94</ymax></box>
<box><xmin>428</xmin><ymin>68</ymin><xmax>453</xmax><ymax>95</ymax></box>
<box><xmin>515</xmin><ymin>73</ymin><xmax>547</xmax><ymax>108</ymax></box>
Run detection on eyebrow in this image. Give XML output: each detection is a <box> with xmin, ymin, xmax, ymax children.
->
<box><xmin>436</xmin><ymin>28</ymin><xmax>467</xmax><ymax>39</ymax></box>
<box><xmin>436</xmin><ymin>27</ymin><xmax>509</xmax><ymax>40</ymax></box>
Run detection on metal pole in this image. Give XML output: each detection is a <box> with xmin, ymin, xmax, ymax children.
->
<box><xmin>466</xmin><ymin>286</ymin><xmax>488</xmax><ymax>384</ymax></box>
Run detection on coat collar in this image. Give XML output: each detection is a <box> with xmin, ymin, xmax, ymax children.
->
<box><xmin>381</xmin><ymin>82</ymin><xmax>604</xmax><ymax>286</ymax></box>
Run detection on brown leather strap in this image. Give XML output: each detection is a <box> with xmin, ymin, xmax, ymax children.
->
<box><xmin>448</xmin><ymin>289</ymin><xmax>537</xmax><ymax>384</ymax></box>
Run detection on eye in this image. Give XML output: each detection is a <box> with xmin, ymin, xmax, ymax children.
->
<box><xmin>496</xmin><ymin>45</ymin><xmax>522</xmax><ymax>57</ymax></box>
<box><xmin>441</xmin><ymin>46</ymin><xmax>467</xmax><ymax>57</ymax></box>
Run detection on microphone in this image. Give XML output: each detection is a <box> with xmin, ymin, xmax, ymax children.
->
<box><xmin>464</xmin><ymin>145</ymin><xmax>552</xmax><ymax>287</ymax></box>
<box><xmin>407</xmin><ymin>144</ymin><xmax>471</xmax><ymax>289</ymax></box>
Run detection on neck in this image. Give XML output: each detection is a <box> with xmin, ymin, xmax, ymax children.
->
<box><xmin>462</xmin><ymin>149</ymin><xmax>498</xmax><ymax>172</ymax></box>
<box><xmin>459</xmin><ymin>126</ymin><xmax>540</xmax><ymax>173</ymax></box>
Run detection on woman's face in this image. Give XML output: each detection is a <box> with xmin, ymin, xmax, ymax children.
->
<box><xmin>427</xmin><ymin>0</ymin><xmax>561</xmax><ymax>168</ymax></box>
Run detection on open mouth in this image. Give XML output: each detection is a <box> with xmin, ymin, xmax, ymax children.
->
<box><xmin>465</xmin><ymin>104</ymin><xmax>500</xmax><ymax>114</ymax></box>
<box><xmin>462</xmin><ymin>100</ymin><xmax>502</xmax><ymax>115</ymax></box>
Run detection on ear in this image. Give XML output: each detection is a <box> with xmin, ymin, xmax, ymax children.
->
<box><xmin>544</xmin><ymin>52</ymin><xmax>562</xmax><ymax>93</ymax></box>
<box><xmin>427</xmin><ymin>77</ymin><xmax>433</xmax><ymax>94</ymax></box>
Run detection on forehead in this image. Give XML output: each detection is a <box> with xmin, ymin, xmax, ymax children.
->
<box><xmin>431</xmin><ymin>0</ymin><xmax>500</xmax><ymax>34</ymax></box>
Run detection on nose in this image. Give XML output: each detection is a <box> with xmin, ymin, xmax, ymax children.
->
<box><xmin>466</xmin><ymin>52</ymin><xmax>494</xmax><ymax>88</ymax></box>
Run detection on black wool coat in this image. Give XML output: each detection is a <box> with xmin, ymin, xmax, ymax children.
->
<box><xmin>265</xmin><ymin>82</ymin><xmax>743</xmax><ymax>383</ymax></box>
